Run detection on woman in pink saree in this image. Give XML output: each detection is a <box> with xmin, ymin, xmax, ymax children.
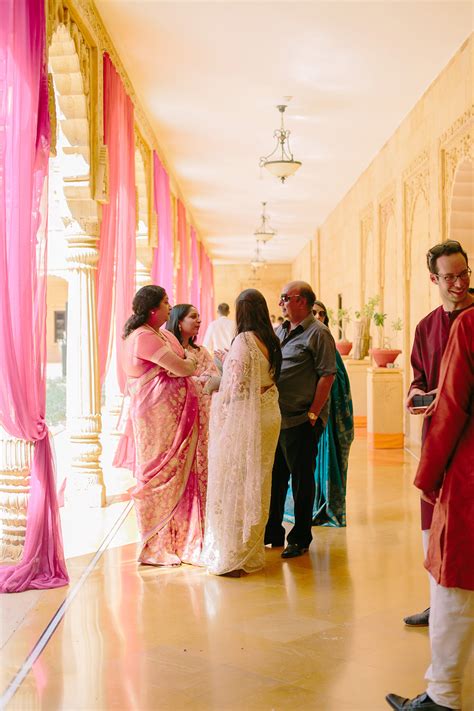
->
<box><xmin>166</xmin><ymin>304</ymin><xmax>218</xmax><ymax>532</ymax></box>
<box><xmin>121</xmin><ymin>285</ymin><xmax>203</xmax><ymax>566</ymax></box>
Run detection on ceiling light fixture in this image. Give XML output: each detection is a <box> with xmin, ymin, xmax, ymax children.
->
<box><xmin>254</xmin><ymin>202</ymin><xmax>276</xmax><ymax>243</ymax></box>
<box><xmin>259</xmin><ymin>104</ymin><xmax>302</xmax><ymax>183</ymax></box>
<box><xmin>250</xmin><ymin>241</ymin><xmax>267</xmax><ymax>270</ymax></box>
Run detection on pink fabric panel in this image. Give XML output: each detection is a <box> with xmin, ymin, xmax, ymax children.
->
<box><xmin>176</xmin><ymin>199</ymin><xmax>190</xmax><ymax>303</ymax></box>
<box><xmin>0</xmin><ymin>0</ymin><xmax>68</xmax><ymax>591</ymax></box>
<box><xmin>97</xmin><ymin>54</ymin><xmax>136</xmax><ymax>391</ymax></box>
<box><xmin>199</xmin><ymin>244</ymin><xmax>215</xmax><ymax>340</ymax></box>
<box><xmin>151</xmin><ymin>152</ymin><xmax>173</xmax><ymax>298</ymax></box>
<box><xmin>190</xmin><ymin>226</ymin><xmax>201</xmax><ymax>313</ymax></box>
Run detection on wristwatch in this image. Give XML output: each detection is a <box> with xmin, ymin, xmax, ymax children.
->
<box><xmin>307</xmin><ymin>412</ymin><xmax>318</xmax><ymax>422</ymax></box>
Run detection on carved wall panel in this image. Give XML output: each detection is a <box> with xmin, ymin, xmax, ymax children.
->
<box><xmin>440</xmin><ymin>107</ymin><xmax>474</xmax><ymax>243</ymax></box>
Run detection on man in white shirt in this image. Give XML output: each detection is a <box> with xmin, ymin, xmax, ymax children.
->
<box><xmin>202</xmin><ymin>303</ymin><xmax>235</xmax><ymax>352</ymax></box>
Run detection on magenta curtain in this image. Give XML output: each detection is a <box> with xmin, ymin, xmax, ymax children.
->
<box><xmin>97</xmin><ymin>54</ymin><xmax>136</xmax><ymax>393</ymax></box>
<box><xmin>176</xmin><ymin>199</ymin><xmax>190</xmax><ymax>303</ymax></box>
<box><xmin>0</xmin><ymin>0</ymin><xmax>68</xmax><ymax>591</ymax></box>
<box><xmin>151</xmin><ymin>152</ymin><xmax>173</xmax><ymax>298</ymax></box>
<box><xmin>190</xmin><ymin>226</ymin><xmax>201</xmax><ymax>313</ymax></box>
<box><xmin>199</xmin><ymin>244</ymin><xmax>215</xmax><ymax>340</ymax></box>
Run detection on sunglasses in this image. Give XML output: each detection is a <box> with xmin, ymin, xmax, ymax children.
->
<box><xmin>279</xmin><ymin>294</ymin><xmax>300</xmax><ymax>303</ymax></box>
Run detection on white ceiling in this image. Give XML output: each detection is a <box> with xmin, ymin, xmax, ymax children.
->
<box><xmin>94</xmin><ymin>1</ymin><xmax>473</xmax><ymax>264</ymax></box>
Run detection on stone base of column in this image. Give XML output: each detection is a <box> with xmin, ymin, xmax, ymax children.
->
<box><xmin>367</xmin><ymin>367</ymin><xmax>404</xmax><ymax>449</ymax></box>
<box><xmin>0</xmin><ymin>433</ymin><xmax>33</xmax><ymax>563</ymax></box>
<box><xmin>65</xmin><ymin>420</ymin><xmax>105</xmax><ymax>507</ymax></box>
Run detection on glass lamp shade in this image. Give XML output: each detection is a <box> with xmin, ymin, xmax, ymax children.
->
<box><xmin>254</xmin><ymin>229</ymin><xmax>275</xmax><ymax>243</ymax></box>
<box><xmin>250</xmin><ymin>258</ymin><xmax>266</xmax><ymax>270</ymax></box>
<box><xmin>263</xmin><ymin>159</ymin><xmax>302</xmax><ymax>180</ymax></box>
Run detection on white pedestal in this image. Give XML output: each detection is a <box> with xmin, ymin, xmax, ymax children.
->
<box><xmin>344</xmin><ymin>358</ymin><xmax>370</xmax><ymax>428</ymax></box>
<box><xmin>367</xmin><ymin>367</ymin><xmax>404</xmax><ymax>449</ymax></box>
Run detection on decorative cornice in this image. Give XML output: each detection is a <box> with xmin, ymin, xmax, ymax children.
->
<box><xmin>439</xmin><ymin>105</ymin><xmax>474</xmax><ymax>148</ymax></box>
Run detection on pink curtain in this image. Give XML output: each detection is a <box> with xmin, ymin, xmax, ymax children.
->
<box><xmin>176</xmin><ymin>199</ymin><xmax>190</xmax><ymax>303</ymax></box>
<box><xmin>151</xmin><ymin>152</ymin><xmax>173</xmax><ymax>298</ymax></box>
<box><xmin>190</xmin><ymin>226</ymin><xmax>201</xmax><ymax>313</ymax></box>
<box><xmin>97</xmin><ymin>54</ymin><xmax>136</xmax><ymax>393</ymax></box>
<box><xmin>199</xmin><ymin>244</ymin><xmax>215</xmax><ymax>340</ymax></box>
<box><xmin>0</xmin><ymin>0</ymin><xmax>68</xmax><ymax>591</ymax></box>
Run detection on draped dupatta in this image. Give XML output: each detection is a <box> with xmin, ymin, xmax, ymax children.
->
<box><xmin>0</xmin><ymin>0</ymin><xmax>68</xmax><ymax>591</ymax></box>
<box><xmin>97</xmin><ymin>54</ymin><xmax>136</xmax><ymax>393</ymax></box>
<box><xmin>151</xmin><ymin>152</ymin><xmax>173</xmax><ymax>298</ymax></box>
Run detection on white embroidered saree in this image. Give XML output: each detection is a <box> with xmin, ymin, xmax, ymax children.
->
<box><xmin>201</xmin><ymin>332</ymin><xmax>281</xmax><ymax>574</ymax></box>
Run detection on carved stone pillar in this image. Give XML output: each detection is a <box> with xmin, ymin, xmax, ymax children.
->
<box><xmin>103</xmin><ymin>336</ymin><xmax>123</xmax><ymax>439</ymax></box>
<box><xmin>65</xmin><ymin>222</ymin><xmax>105</xmax><ymax>507</ymax></box>
<box><xmin>0</xmin><ymin>427</ymin><xmax>33</xmax><ymax>562</ymax></box>
<box><xmin>136</xmin><ymin>231</ymin><xmax>152</xmax><ymax>290</ymax></box>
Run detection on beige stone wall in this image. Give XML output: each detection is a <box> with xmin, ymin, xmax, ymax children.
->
<box><xmin>292</xmin><ymin>36</ymin><xmax>473</xmax><ymax>446</ymax></box>
<box><xmin>213</xmin><ymin>263</ymin><xmax>292</xmax><ymax>320</ymax></box>
<box><xmin>46</xmin><ymin>276</ymin><xmax>68</xmax><ymax>363</ymax></box>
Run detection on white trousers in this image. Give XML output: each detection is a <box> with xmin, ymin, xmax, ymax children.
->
<box><xmin>425</xmin><ymin>576</ymin><xmax>474</xmax><ymax>709</ymax></box>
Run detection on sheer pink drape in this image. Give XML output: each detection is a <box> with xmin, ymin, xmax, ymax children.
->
<box><xmin>0</xmin><ymin>0</ymin><xmax>68</xmax><ymax>592</ymax></box>
<box><xmin>97</xmin><ymin>54</ymin><xmax>136</xmax><ymax>392</ymax></box>
<box><xmin>151</xmin><ymin>152</ymin><xmax>173</xmax><ymax>298</ymax></box>
<box><xmin>190</xmin><ymin>226</ymin><xmax>201</xmax><ymax>313</ymax></box>
<box><xmin>176</xmin><ymin>199</ymin><xmax>190</xmax><ymax>303</ymax></box>
<box><xmin>199</xmin><ymin>244</ymin><xmax>215</xmax><ymax>339</ymax></box>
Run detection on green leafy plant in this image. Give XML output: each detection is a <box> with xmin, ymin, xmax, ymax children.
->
<box><xmin>337</xmin><ymin>308</ymin><xmax>351</xmax><ymax>341</ymax></box>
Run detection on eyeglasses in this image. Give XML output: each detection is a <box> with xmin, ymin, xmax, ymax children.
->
<box><xmin>279</xmin><ymin>294</ymin><xmax>300</xmax><ymax>303</ymax></box>
<box><xmin>434</xmin><ymin>268</ymin><xmax>471</xmax><ymax>285</ymax></box>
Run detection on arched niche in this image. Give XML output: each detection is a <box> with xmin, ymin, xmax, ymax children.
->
<box><xmin>382</xmin><ymin>216</ymin><xmax>403</xmax><ymax>349</ymax></box>
<box><xmin>364</xmin><ymin>229</ymin><xmax>377</xmax><ymax>304</ymax></box>
<box><xmin>449</xmin><ymin>157</ymin><xmax>474</xmax><ymax>263</ymax></box>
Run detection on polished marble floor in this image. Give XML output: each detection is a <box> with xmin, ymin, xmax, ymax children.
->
<box><xmin>1</xmin><ymin>434</ymin><xmax>473</xmax><ymax>710</ymax></box>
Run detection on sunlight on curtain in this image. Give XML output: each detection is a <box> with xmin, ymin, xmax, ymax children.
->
<box><xmin>97</xmin><ymin>54</ymin><xmax>136</xmax><ymax>393</ymax></box>
<box><xmin>176</xmin><ymin>199</ymin><xmax>190</xmax><ymax>303</ymax></box>
<box><xmin>151</xmin><ymin>152</ymin><xmax>173</xmax><ymax>298</ymax></box>
<box><xmin>0</xmin><ymin>0</ymin><xmax>68</xmax><ymax>592</ymax></box>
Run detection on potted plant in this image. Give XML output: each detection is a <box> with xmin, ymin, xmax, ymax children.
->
<box><xmin>352</xmin><ymin>295</ymin><xmax>379</xmax><ymax>360</ymax></box>
<box><xmin>369</xmin><ymin>312</ymin><xmax>402</xmax><ymax>367</ymax></box>
<box><xmin>335</xmin><ymin>307</ymin><xmax>352</xmax><ymax>355</ymax></box>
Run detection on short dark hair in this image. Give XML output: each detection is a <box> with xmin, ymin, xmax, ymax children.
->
<box><xmin>123</xmin><ymin>285</ymin><xmax>166</xmax><ymax>338</ymax></box>
<box><xmin>298</xmin><ymin>285</ymin><xmax>316</xmax><ymax>308</ymax></box>
<box><xmin>217</xmin><ymin>303</ymin><xmax>230</xmax><ymax>316</ymax></box>
<box><xmin>235</xmin><ymin>289</ymin><xmax>282</xmax><ymax>381</ymax></box>
<box><xmin>166</xmin><ymin>304</ymin><xmax>200</xmax><ymax>350</ymax></box>
<box><xmin>426</xmin><ymin>240</ymin><xmax>468</xmax><ymax>275</ymax></box>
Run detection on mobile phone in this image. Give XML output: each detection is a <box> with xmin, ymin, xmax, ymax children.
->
<box><xmin>411</xmin><ymin>394</ymin><xmax>435</xmax><ymax>408</ymax></box>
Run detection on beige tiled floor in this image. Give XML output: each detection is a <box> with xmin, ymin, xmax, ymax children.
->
<box><xmin>1</xmin><ymin>434</ymin><xmax>473</xmax><ymax>710</ymax></box>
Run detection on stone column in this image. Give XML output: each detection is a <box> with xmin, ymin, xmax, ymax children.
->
<box><xmin>0</xmin><ymin>427</ymin><xmax>34</xmax><ymax>562</ymax></box>
<box><xmin>136</xmin><ymin>231</ymin><xmax>152</xmax><ymax>289</ymax></box>
<box><xmin>65</xmin><ymin>222</ymin><xmax>105</xmax><ymax>507</ymax></box>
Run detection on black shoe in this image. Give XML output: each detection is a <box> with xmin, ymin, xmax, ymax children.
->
<box><xmin>281</xmin><ymin>543</ymin><xmax>309</xmax><ymax>559</ymax></box>
<box><xmin>403</xmin><ymin>607</ymin><xmax>430</xmax><ymax>627</ymax></box>
<box><xmin>386</xmin><ymin>691</ymin><xmax>453</xmax><ymax>710</ymax></box>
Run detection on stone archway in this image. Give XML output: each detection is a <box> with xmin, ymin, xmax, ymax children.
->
<box><xmin>449</xmin><ymin>157</ymin><xmax>474</xmax><ymax>261</ymax></box>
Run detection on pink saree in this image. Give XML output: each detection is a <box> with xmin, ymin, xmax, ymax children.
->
<box><xmin>123</xmin><ymin>328</ymin><xmax>203</xmax><ymax>565</ymax></box>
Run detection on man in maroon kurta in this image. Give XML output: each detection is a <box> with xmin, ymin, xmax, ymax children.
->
<box><xmin>404</xmin><ymin>241</ymin><xmax>473</xmax><ymax>627</ymax></box>
<box><xmin>387</xmin><ymin>307</ymin><xmax>474</xmax><ymax>711</ymax></box>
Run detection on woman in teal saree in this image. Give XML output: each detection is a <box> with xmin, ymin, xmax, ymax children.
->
<box><xmin>284</xmin><ymin>301</ymin><xmax>354</xmax><ymax>527</ymax></box>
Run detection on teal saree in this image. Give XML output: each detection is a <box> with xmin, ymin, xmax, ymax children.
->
<box><xmin>284</xmin><ymin>350</ymin><xmax>354</xmax><ymax>527</ymax></box>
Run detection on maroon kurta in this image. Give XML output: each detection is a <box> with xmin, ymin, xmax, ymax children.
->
<box><xmin>414</xmin><ymin>308</ymin><xmax>474</xmax><ymax>590</ymax></box>
<box><xmin>408</xmin><ymin>303</ymin><xmax>474</xmax><ymax>528</ymax></box>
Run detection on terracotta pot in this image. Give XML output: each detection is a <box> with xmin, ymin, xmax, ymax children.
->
<box><xmin>369</xmin><ymin>348</ymin><xmax>401</xmax><ymax>368</ymax></box>
<box><xmin>336</xmin><ymin>340</ymin><xmax>352</xmax><ymax>356</ymax></box>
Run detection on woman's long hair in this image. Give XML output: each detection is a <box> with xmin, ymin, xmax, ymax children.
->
<box><xmin>166</xmin><ymin>304</ymin><xmax>200</xmax><ymax>350</ymax></box>
<box><xmin>314</xmin><ymin>300</ymin><xmax>329</xmax><ymax>327</ymax></box>
<box><xmin>123</xmin><ymin>285</ymin><xmax>166</xmax><ymax>339</ymax></box>
<box><xmin>235</xmin><ymin>289</ymin><xmax>282</xmax><ymax>381</ymax></box>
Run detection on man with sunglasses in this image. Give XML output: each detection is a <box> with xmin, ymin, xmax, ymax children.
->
<box><xmin>404</xmin><ymin>240</ymin><xmax>473</xmax><ymax>631</ymax></box>
<box><xmin>265</xmin><ymin>281</ymin><xmax>336</xmax><ymax>558</ymax></box>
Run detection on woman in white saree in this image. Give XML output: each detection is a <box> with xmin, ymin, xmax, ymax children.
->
<box><xmin>201</xmin><ymin>289</ymin><xmax>282</xmax><ymax>576</ymax></box>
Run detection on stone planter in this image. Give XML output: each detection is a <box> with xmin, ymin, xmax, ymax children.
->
<box><xmin>336</xmin><ymin>340</ymin><xmax>352</xmax><ymax>356</ymax></box>
<box><xmin>369</xmin><ymin>348</ymin><xmax>401</xmax><ymax>368</ymax></box>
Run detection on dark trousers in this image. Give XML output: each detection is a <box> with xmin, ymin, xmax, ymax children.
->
<box><xmin>265</xmin><ymin>418</ymin><xmax>324</xmax><ymax>548</ymax></box>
